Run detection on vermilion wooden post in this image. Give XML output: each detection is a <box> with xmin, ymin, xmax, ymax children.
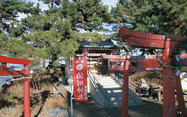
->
<box><xmin>121</xmin><ymin>59</ymin><xmax>129</xmax><ymax>117</ymax></box>
<box><xmin>174</xmin><ymin>70</ymin><xmax>187</xmax><ymax>117</ymax></box>
<box><xmin>23</xmin><ymin>65</ymin><xmax>31</xmax><ymax>117</ymax></box>
<box><xmin>162</xmin><ymin>39</ymin><xmax>176</xmax><ymax>117</ymax></box>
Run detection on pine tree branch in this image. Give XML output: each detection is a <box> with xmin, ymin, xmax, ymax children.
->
<box><xmin>116</xmin><ymin>23</ymin><xmax>130</xmax><ymax>55</ymax></box>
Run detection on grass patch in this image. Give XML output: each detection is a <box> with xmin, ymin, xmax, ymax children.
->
<box><xmin>5</xmin><ymin>93</ymin><xmax>19</xmax><ymax>101</ymax></box>
<box><xmin>0</xmin><ymin>87</ymin><xmax>3</xmax><ymax>93</ymax></box>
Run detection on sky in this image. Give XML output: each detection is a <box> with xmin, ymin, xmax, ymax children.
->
<box><xmin>102</xmin><ymin>0</ymin><xmax>118</xmax><ymax>11</ymax></box>
<box><xmin>18</xmin><ymin>0</ymin><xmax>118</xmax><ymax>20</ymax></box>
<box><xmin>36</xmin><ymin>0</ymin><xmax>118</xmax><ymax>11</ymax></box>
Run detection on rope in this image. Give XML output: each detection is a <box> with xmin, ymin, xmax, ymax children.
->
<box><xmin>0</xmin><ymin>76</ymin><xmax>31</xmax><ymax>81</ymax></box>
<box><xmin>31</xmin><ymin>80</ymin><xmax>43</xmax><ymax>110</ymax></box>
<box><xmin>33</xmin><ymin>78</ymin><xmax>43</xmax><ymax>105</ymax></box>
<box><xmin>9</xmin><ymin>77</ymin><xmax>30</xmax><ymax>81</ymax></box>
<box><xmin>147</xmin><ymin>59</ymin><xmax>153</xmax><ymax>68</ymax></box>
<box><xmin>156</xmin><ymin>58</ymin><xmax>176</xmax><ymax>69</ymax></box>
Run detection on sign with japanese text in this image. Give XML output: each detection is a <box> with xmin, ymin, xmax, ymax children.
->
<box><xmin>72</xmin><ymin>58</ymin><xmax>88</xmax><ymax>101</ymax></box>
<box><xmin>83</xmin><ymin>50</ymin><xmax>88</xmax><ymax>58</ymax></box>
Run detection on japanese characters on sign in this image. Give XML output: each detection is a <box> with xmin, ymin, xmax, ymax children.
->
<box><xmin>72</xmin><ymin>58</ymin><xmax>88</xmax><ymax>101</ymax></box>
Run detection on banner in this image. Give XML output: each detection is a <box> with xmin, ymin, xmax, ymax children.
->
<box><xmin>83</xmin><ymin>50</ymin><xmax>88</xmax><ymax>58</ymax></box>
<box><xmin>72</xmin><ymin>58</ymin><xmax>88</xmax><ymax>101</ymax></box>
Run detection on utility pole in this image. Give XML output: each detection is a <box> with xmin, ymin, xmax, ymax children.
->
<box><xmin>70</xmin><ymin>57</ymin><xmax>73</xmax><ymax>117</ymax></box>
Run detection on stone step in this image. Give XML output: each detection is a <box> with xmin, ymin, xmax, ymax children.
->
<box><xmin>105</xmin><ymin>92</ymin><xmax>122</xmax><ymax>97</ymax></box>
<box><xmin>98</xmin><ymin>79</ymin><xmax>116</xmax><ymax>82</ymax></box>
<box><xmin>105</xmin><ymin>93</ymin><xmax>132</xmax><ymax>99</ymax></box>
<box><xmin>106</xmin><ymin>96</ymin><xmax>133</xmax><ymax>101</ymax></box>
<box><xmin>100</xmin><ymin>83</ymin><xmax>120</xmax><ymax>87</ymax></box>
<box><xmin>98</xmin><ymin>79</ymin><xmax>115</xmax><ymax>82</ymax></box>
<box><xmin>106</xmin><ymin>90</ymin><xmax>122</xmax><ymax>93</ymax></box>
<box><xmin>99</xmin><ymin>80</ymin><xmax>117</xmax><ymax>83</ymax></box>
<box><xmin>95</xmin><ymin>75</ymin><xmax>112</xmax><ymax>77</ymax></box>
<box><xmin>96</xmin><ymin>77</ymin><xmax>112</xmax><ymax>80</ymax></box>
<box><xmin>107</xmin><ymin>99</ymin><xmax>136</xmax><ymax>107</ymax></box>
<box><xmin>97</xmin><ymin>83</ymin><xmax>120</xmax><ymax>87</ymax></box>
<box><xmin>90</xmin><ymin>72</ymin><xmax>143</xmax><ymax>108</ymax></box>
<box><xmin>104</xmin><ymin>88</ymin><xmax>122</xmax><ymax>93</ymax></box>
<box><xmin>102</xmin><ymin>85</ymin><xmax>121</xmax><ymax>88</ymax></box>
<box><xmin>106</xmin><ymin>96</ymin><xmax>122</xmax><ymax>101</ymax></box>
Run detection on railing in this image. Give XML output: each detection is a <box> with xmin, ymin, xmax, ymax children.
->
<box><xmin>87</xmin><ymin>69</ymin><xmax>108</xmax><ymax>107</ymax></box>
<box><xmin>88</xmin><ymin>70</ymin><xmax>99</xmax><ymax>86</ymax></box>
<box><xmin>111</xmin><ymin>73</ymin><xmax>143</xmax><ymax>104</ymax></box>
<box><xmin>129</xmin><ymin>79</ymin><xmax>141</xmax><ymax>96</ymax></box>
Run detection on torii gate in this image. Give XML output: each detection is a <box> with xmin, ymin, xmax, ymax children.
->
<box><xmin>0</xmin><ymin>55</ymin><xmax>32</xmax><ymax>117</ymax></box>
<box><xmin>103</xmin><ymin>27</ymin><xmax>187</xmax><ymax>117</ymax></box>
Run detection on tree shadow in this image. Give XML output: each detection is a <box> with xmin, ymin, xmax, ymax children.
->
<box><xmin>0</xmin><ymin>99</ymin><xmax>13</xmax><ymax>109</ymax></box>
<box><xmin>34</xmin><ymin>90</ymin><xmax>50</xmax><ymax>117</ymax></box>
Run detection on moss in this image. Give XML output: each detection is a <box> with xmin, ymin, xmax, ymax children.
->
<box><xmin>5</xmin><ymin>93</ymin><xmax>19</xmax><ymax>101</ymax></box>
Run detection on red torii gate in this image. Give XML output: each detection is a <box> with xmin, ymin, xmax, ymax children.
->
<box><xmin>0</xmin><ymin>55</ymin><xmax>32</xmax><ymax>117</ymax></box>
<box><xmin>103</xmin><ymin>54</ymin><xmax>187</xmax><ymax>117</ymax></box>
<box><xmin>102</xmin><ymin>54</ymin><xmax>187</xmax><ymax>73</ymax></box>
<box><xmin>119</xmin><ymin>27</ymin><xmax>186</xmax><ymax>117</ymax></box>
<box><xmin>103</xmin><ymin>27</ymin><xmax>186</xmax><ymax>117</ymax></box>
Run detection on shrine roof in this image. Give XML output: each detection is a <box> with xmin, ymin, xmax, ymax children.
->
<box><xmin>77</xmin><ymin>39</ymin><xmax>122</xmax><ymax>49</ymax></box>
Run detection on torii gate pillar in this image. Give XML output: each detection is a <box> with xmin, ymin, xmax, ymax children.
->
<box><xmin>162</xmin><ymin>39</ymin><xmax>176</xmax><ymax>117</ymax></box>
<box><xmin>121</xmin><ymin>59</ymin><xmax>130</xmax><ymax>117</ymax></box>
<box><xmin>23</xmin><ymin>65</ymin><xmax>31</xmax><ymax>117</ymax></box>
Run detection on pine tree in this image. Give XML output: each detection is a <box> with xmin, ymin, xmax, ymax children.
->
<box><xmin>112</xmin><ymin>0</ymin><xmax>187</xmax><ymax>36</ymax></box>
<box><xmin>0</xmin><ymin>0</ymin><xmax>35</xmax><ymax>33</ymax></box>
<box><xmin>21</xmin><ymin>0</ymin><xmax>112</xmax><ymax>79</ymax></box>
<box><xmin>0</xmin><ymin>0</ymin><xmax>41</xmax><ymax>58</ymax></box>
<box><xmin>22</xmin><ymin>0</ymin><xmax>111</xmax><ymax>60</ymax></box>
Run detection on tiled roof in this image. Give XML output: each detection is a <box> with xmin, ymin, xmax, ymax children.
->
<box><xmin>77</xmin><ymin>39</ymin><xmax>122</xmax><ymax>48</ymax></box>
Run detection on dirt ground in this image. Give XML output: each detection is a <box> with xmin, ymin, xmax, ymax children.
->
<box><xmin>66</xmin><ymin>98</ymin><xmax>187</xmax><ymax>117</ymax></box>
<box><xmin>68</xmin><ymin>99</ymin><xmax>163</xmax><ymax>117</ymax></box>
<box><xmin>1</xmin><ymin>82</ymin><xmax>187</xmax><ymax>117</ymax></box>
<box><xmin>39</xmin><ymin>96</ymin><xmax>186</xmax><ymax>117</ymax></box>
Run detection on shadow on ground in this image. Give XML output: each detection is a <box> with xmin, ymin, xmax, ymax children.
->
<box><xmin>71</xmin><ymin>99</ymin><xmax>163</xmax><ymax>117</ymax></box>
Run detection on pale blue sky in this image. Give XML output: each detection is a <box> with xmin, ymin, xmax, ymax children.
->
<box><xmin>27</xmin><ymin>0</ymin><xmax>118</xmax><ymax>11</ymax></box>
<box><xmin>18</xmin><ymin>0</ymin><xmax>118</xmax><ymax>20</ymax></box>
<box><xmin>102</xmin><ymin>0</ymin><xmax>118</xmax><ymax>10</ymax></box>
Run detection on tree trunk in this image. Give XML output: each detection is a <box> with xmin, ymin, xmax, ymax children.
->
<box><xmin>0</xmin><ymin>10</ymin><xmax>4</xmax><ymax>33</ymax></box>
<box><xmin>43</xmin><ymin>59</ymin><xmax>46</xmax><ymax>68</ymax></box>
<box><xmin>66</xmin><ymin>57</ymin><xmax>70</xmax><ymax>81</ymax></box>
